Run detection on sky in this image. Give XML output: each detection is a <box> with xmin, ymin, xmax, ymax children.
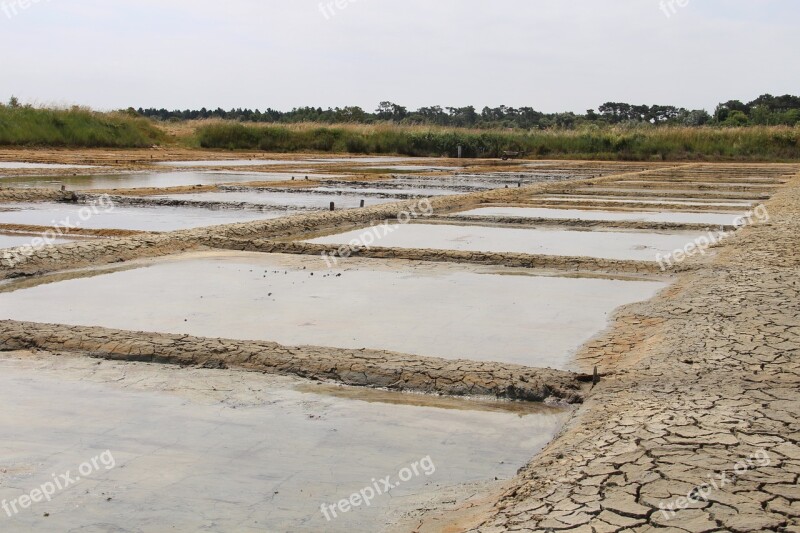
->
<box><xmin>1</xmin><ymin>0</ymin><xmax>798</xmax><ymax>114</ymax></box>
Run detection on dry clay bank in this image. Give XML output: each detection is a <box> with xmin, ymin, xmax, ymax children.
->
<box><xmin>0</xmin><ymin>153</ymin><xmax>798</xmax><ymax>532</ymax></box>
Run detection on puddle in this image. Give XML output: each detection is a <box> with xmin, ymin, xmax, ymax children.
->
<box><xmin>0</xmin><ymin>162</ymin><xmax>95</xmax><ymax>170</ymax></box>
<box><xmin>0</xmin><ymin>202</ymin><xmax>289</xmax><ymax>232</ymax></box>
<box><xmin>308</xmin><ymin>223</ymin><xmax>708</xmax><ymax>262</ymax></box>
<box><xmin>0</xmin><ymin>251</ymin><xmax>666</xmax><ymax>368</ymax></box>
<box><xmin>0</xmin><ymin>172</ymin><xmax>344</xmax><ymax>190</ymax></box>
<box><xmin>153</xmin><ymin>191</ymin><xmax>406</xmax><ymax>209</ymax></box>
<box><xmin>454</xmin><ymin>207</ymin><xmax>746</xmax><ymax>226</ymax></box>
<box><xmin>0</xmin><ymin>353</ymin><xmax>568</xmax><ymax>532</ymax></box>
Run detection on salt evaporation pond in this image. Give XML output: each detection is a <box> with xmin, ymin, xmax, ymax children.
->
<box><xmin>454</xmin><ymin>207</ymin><xmax>747</xmax><ymax>226</ymax></box>
<box><xmin>308</xmin><ymin>223</ymin><xmax>709</xmax><ymax>262</ymax></box>
<box><xmin>0</xmin><ymin>232</ymin><xmax>79</xmax><ymax>250</ymax></box>
<box><xmin>0</xmin><ymin>354</ymin><xmax>568</xmax><ymax>532</ymax></box>
<box><xmin>154</xmin><ymin>191</ymin><xmax>407</xmax><ymax>209</ymax></box>
<box><xmin>0</xmin><ymin>251</ymin><xmax>667</xmax><ymax>368</ymax></box>
<box><xmin>0</xmin><ymin>172</ymin><xmax>343</xmax><ymax>190</ymax></box>
<box><xmin>0</xmin><ymin>203</ymin><xmax>291</xmax><ymax>232</ymax></box>
<box><xmin>538</xmin><ymin>196</ymin><xmax>755</xmax><ymax>207</ymax></box>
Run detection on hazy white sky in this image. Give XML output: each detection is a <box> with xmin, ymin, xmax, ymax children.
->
<box><xmin>1</xmin><ymin>0</ymin><xmax>797</xmax><ymax>113</ymax></box>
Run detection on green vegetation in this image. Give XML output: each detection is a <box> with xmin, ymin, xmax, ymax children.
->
<box><xmin>0</xmin><ymin>101</ymin><xmax>163</xmax><ymax>148</ymax></box>
<box><xmin>2</xmin><ymin>96</ymin><xmax>799</xmax><ymax>160</ymax></box>
<box><xmin>138</xmin><ymin>94</ymin><xmax>800</xmax><ymax>129</ymax></box>
<box><xmin>196</xmin><ymin>122</ymin><xmax>800</xmax><ymax>161</ymax></box>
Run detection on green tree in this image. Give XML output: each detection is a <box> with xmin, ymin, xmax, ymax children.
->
<box><xmin>722</xmin><ymin>110</ymin><xmax>750</xmax><ymax>127</ymax></box>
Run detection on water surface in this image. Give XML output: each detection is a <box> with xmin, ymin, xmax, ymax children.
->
<box><xmin>309</xmin><ymin>223</ymin><xmax>707</xmax><ymax>261</ymax></box>
<box><xmin>454</xmin><ymin>207</ymin><xmax>746</xmax><ymax>226</ymax></box>
<box><xmin>0</xmin><ymin>172</ymin><xmax>341</xmax><ymax>190</ymax></box>
<box><xmin>0</xmin><ymin>252</ymin><xmax>667</xmax><ymax>367</ymax></box>
<box><xmin>0</xmin><ymin>203</ymin><xmax>288</xmax><ymax>232</ymax></box>
<box><xmin>0</xmin><ymin>354</ymin><xmax>567</xmax><ymax>532</ymax></box>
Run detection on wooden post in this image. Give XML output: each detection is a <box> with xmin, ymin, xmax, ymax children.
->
<box><xmin>330</xmin><ymin>202</ymin><xmax>335</xmax><ymax>211</ymax></box>
<box><xmin>592</xmin><ymin>366</ymin><xmax>599</xmax><ymax>387</ymax></box>
<box><xmin>360</xmin><ymin>200</ymin><xmax>365</xmax><ymax>208</ymax></box>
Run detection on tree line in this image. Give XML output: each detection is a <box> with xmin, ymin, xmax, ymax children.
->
<box><xmin>132</xmin><ymin>94</ymin><xmax>800</xmax><ymax>129</ymax></box>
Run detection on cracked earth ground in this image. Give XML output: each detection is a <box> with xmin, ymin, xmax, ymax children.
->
<box><xmin>413</xmin><ymin>170</ymin><xmax>799</xmax><ymax>532</ymax></box>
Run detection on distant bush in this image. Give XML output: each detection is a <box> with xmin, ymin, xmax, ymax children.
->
<box><xmin>0</xmin><ymin>104</ymin><xmax>164</xmax><ymax>148</ymax></box>
<box><xmin>195</xmin><ymin>122</ymin><xmax>800</xmax><ymax>161</ymax></box>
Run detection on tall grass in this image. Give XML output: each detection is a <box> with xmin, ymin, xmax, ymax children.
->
<box><xmin>3</xmin><ymin>106</ymin><xmax>798</xmax><ymax>160</ymax></box>
<box><xmin>195</xmin><ymin>122</ymin><xmax>800</xmax><ymax>161</ymax></box>
<box><xmin>0</xmin><ymin>105</ymin><xmax>164</xmax><ymax>148</ymax></box>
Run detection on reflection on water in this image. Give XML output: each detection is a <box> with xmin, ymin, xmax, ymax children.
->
<box><xmin>0</xmin><ymin>171</ymin><xmax>341</xmax><ymax>190</ymax></box>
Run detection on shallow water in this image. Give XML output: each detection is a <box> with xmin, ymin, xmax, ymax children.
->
<box><xmin>394</xmin><ymin>177</ymin><xmax>496</xmax><ymax>190</ymax></box>
<box><xmin>368</xmin><ymin>165</ymin><xmax>461</xmax><ymax>171</ymax></box>
<box><xmin>0</xmin><ymin>172</ymin><xmax>342</xmax><ymax>190</ymax></box>
<box><xmin>154</xmin><ymin>191</ymin><xmax>406</xmax><ymax>209</ymax></box>
<box><xmin>310</xmin><ymin>186</ymin><xmax>463</xmax><ymax>197</ymax></box>
<box><xmin>573</xmin><ymin>187</ymin><xmax>767</xmax><ymax>197</ymax></box>
<box><xmin>157</xmin><ymin>159</ymin><xmax>299</xmax><ymax>167</ymax></box>
<box><xmin>454</xmin><ymin>207</ymin><xmax>746</xmax><ymax>226</ymax></box>
<box><xmin>0</xmin><ymin>232</ymin><xmax>79</xmax><ymax>250</ymax></box>
<box><xmin>0</xmin><ymin>354</ymin><xmax>567</xmax><ymax>532</ymax></box>
<box><xmin>390</xmin><ymin>173</ymin><xmax>572</xmax><ymax>190</ymax></box>
<box><xmin>0</xmin><ymin>252</ymin><xmax>666</xmax><ymax>368</ymax></box>
<box><xmin>538</xmin><ymin>196</ymin><xmax>755</xmax><ymax>207</ymax></box>
<box><xmin>302</xmin><ymin>157</ymin><xmax>421</xmax><ymax>164</ymax></box>
<box><xmin>0</xmin><ymin>202</ymin><xmax>289</xmax><ymax>232</ymax></box>
<box><xmin>309</xmin><ymin>223</ymin><xmax>707</xmax><ymax>261</ymax></box>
